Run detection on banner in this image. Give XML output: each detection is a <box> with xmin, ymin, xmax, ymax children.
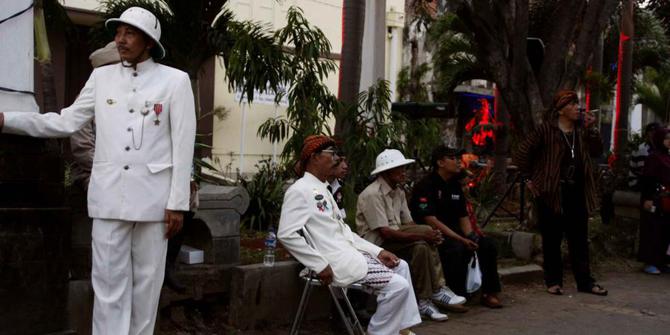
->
<box><xmin>0</xmin><ymin>0</ymin><xmax>38</xmax><ymax>113</ymax></box>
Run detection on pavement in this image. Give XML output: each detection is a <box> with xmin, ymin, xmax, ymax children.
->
<box><xmin>414</xmin><ymin>271</ymin><xmax>670</xmax><ymax>335</ymax></box>
<box><xmin>159</xmin><ymin>269</ymin><xmax>670</xmax><ymax>335</ymax></box>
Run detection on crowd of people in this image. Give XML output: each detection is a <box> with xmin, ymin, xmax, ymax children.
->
<box><xmin>278</xmin><ymin>91</ymin><xmax>670</xmax><ymax>334</ymax></box>
<box><xmin>1</xmin><ymin>5</ymin><xmax>669</xmax><ymax>335</ymax></box>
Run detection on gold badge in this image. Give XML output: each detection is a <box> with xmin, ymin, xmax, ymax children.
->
<box><xmin>106</xmin><ymin>99</ymin><xmax>115</xmax><ymax>105</ymax></box>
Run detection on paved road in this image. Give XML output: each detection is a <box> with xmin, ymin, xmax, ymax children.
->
<box><xmin>166</xmin><ymin>270</ymin><xmax>670</xmax><ymax>335</ymax></box>
<box><xmin>416</xmin><ymin>271</ymin><xmax>670</xmax><ymax>335</ymax></box>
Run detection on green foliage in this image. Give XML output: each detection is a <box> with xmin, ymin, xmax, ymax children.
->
<box><xmin>603</xmin><ymin>7</ymin><xmax>670</xmax><ymax>80</ymax></box>
<box><xmin>258</xmin><ymin>7</ymin><xmax>338</xmax><ymax>162</ymax></box>
<box><xmin>396</xmin><ymin>63</ymin><xmax>432</xmax><ymax>103</ymax></box>
<box><xmin>634</xmin><ymin>65</ymin><xmax>670</xmax><ymax>122</ymax></box>
<box><xmin>426</xmin><ymin>12</ymin><xmax>485</xmax><ymax>101</ymax></box>
<box><xmin>583</xmin><ymin>70</ymin><xmax>616</xmax><ymax>104</ymax></box>
<box><xmin>646</xmin><ymin>0</ymin><xmax>670</xmax><ymax>35</ymax></box>
<box><xmin>337</xmin><ymin>80</ymin><xmax>441</xmax><ymax>225</ymax></box>
<box><xmin>92</xmin><ymin>0</ymin><xmax>286</xmax><ymax>102</ymax></box>
<box><xmin>238</xmin><ymin>160</ymin><xmax>289</xmax><ymax>231</ymax></box>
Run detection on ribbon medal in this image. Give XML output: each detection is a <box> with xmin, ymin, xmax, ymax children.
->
<box><xmin>153</xmin><ymin>103</ymin><xmax>163</xmax><ymax>125</ymax></box>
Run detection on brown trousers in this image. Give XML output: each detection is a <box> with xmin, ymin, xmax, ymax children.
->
<box><xmin>381</xmin><ymin>225</ymin><xmax>446</xmax><ymax>300</ymax></box>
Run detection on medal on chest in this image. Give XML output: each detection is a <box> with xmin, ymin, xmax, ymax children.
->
<box><xmin>153</xmin><ymin>103</ymin><xmax>163</xmax><ymax>126</ymax></box>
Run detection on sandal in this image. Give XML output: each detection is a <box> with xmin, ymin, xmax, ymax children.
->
<box><xmin>546</xmin><ymin>285</ymin><xmax>563</xmax><ymax>295</ymax></box>
<box><xmin>579</xmin><ymin>283</ymin><xmax>608</xmax><ymax>296</ymax></box>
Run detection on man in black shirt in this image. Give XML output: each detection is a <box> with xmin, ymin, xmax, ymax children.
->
<box><xmin>410</xmin><ymin>145</ymin><xmax>502</xmax><ymax>308</ymax></box>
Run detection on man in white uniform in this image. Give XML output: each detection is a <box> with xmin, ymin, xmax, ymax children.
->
<box><xmin>0</xmin><ymin>7</ymin><xmax>195</xmax><ymax>335</ymax></box>
<box><xmin>278</xmin><ymin>135</ymin><xmax>422</xmax><ymax>335</ymax></box>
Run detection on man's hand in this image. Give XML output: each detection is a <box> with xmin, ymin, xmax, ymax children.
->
<box><xmin>643</xmin><ymin>200</ymin><xmax>655</xmax><ymax>212</ymax></box>
<box><xmin>164</xmin><ymin>209</ymin><xmax>184</xmax><ymax>239</ymax></box>
<box><xmin>461</xmin><ymin>238</ymin><xmax>479</xmax><ymax>250</ymax></box>
<box><xmin>422</xmin><ymin>229</ymin><xmax>444</xmax><ymax>245</ymax></box>
<box><xmin>318</xmin><ymin>265</ymin><xmax>334</xmax><ymax>285</ymax></box>
<box><xmin>378</xmin><ymin>250</ymin><xmax>401</xmax><ymax>268</ymax></box>
<box><xmin>584</xmin><ymin>109</ymin><xmax>597</xmax><ymax>128</ymax></box>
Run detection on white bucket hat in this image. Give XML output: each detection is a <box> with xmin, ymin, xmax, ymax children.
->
<box><xmin>105</xmin><ymin>7</ymin><xmax>166</xmax><ymax>59</ymax></box>
<box><xmin>370</xmin><ymin>149</ymin><xmax>415</xmax><ymax>176</ymax></box>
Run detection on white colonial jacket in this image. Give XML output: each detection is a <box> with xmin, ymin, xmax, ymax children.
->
<box><xmin>2</xmin><ymin>58</ymin><xmax>196</xmax><ymax>222</ymax></box>
<box><xmin>278</xmin><ymin>172</ymin><xmax>383</xmax><ymax>286</ymax></box>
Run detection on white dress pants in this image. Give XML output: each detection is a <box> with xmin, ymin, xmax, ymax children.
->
<box><xmin>91</xmin><ymin>218</ymin><xmax>167</xmax><ymax>335</ymax></box>
<box><xmin>367</xmin><ymin>260</ymin><xmax>422</xmax><ymax>335</ymax></box>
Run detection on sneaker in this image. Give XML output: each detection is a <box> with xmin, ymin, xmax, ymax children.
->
<box><xmin>432</xmin><ymin>286</ymin><xmax>467</xmax><ymax>307</ymax></box>
<box><xmin>418</xmin><ymin>300</ymin><xmax>448</xmax><ymax>321</ymax></box>
<box><xmin>643</xmin><ymin>265</ymin><xmax>661</xmax><ymax>275</ymax></box>
<box><xmin>399</xmin><ymin>329</ymin><xmax>417</xmax><ymax>335</ymax></box>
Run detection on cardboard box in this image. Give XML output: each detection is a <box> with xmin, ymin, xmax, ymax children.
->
<box><xmin>178</xmin><ymin>245</ymin><xmax>204</xmax><ymax>264</ymax></box>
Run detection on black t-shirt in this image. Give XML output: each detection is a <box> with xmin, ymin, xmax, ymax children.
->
<box><xmin>410</xmin><ymin>172</ymin><xmax>468</xmax><ymax>236</ymax></box>
<box><xmin>559</xmin><ymin>131</ymin><xmax>585</xmax><ymax>187</ymax></box>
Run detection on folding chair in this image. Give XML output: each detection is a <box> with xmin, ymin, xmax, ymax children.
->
<box><xmin>289</xmin><ymin>229</ymin><xmax>367</xmax><ymax>335</ymax></box>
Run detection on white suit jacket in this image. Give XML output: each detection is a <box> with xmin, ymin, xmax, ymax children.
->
<box><xmin>278</xmin><ymin>172</ymin><xmax>383</xmax><ymax>286</ymax></box>
<box><xmin>2</xmin><ymin>58</ymin><xmax>196</xmax><ymax>222</ymax></box>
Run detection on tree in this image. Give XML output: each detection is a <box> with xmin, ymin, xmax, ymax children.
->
<box><xmin>258</xmin><ymin>7</ymin><xmax>338</xmax><ymax>162</ymax></box>
<box><xmin>336</xmin><ymin>0</ymin><xmax>367</xmax><ymax>137</ymax></box>
<box><xmin>412</xmin><ymin>0</ymin><xmax>619</xmax><ymax>135</ymax></box>
<box><xmin>647</xmin><ymin>0</ymin><xmax>670</xmax><ymax>35</ymax></box>
<box><xmin>35</xmin><ymin>0</ymin><xmax>74</xmax><ymax>115</ymax></box>
<box><xmin>635</xmin><ymin>66</ymin><xmax>670</xmax><ymax>123</ymax></box>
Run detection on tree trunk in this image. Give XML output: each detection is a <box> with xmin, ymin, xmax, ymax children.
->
<box><xmin>492</xmin><ymin>87</ymin><xmax>509</xmax><ymax>194</ymax></box>
<box><xmin>336</xmin><ymin>0</ymin><xmax>366</xmax><ymax>136</ymax></box>
<box><xmin>613</xmin><ymin>0</ymin><xmax>635</xmax><ymax>182</ymax></box>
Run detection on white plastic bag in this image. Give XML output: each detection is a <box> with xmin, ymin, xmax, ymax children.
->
<box><xmin>466</xmin><ymin>252</ymin><xmax>482</xmax><ymax>293</ymax></box>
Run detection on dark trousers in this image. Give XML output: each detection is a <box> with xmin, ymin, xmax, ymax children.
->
<box><xmin>538</xmin><ymin>190</ymin><xmax>594</xmax><ymax>290</ymax></box>
<box><xmin>437</xmin><ymin>236</ymin><xmax>501</xmax><ymax>296</ymax></box>
<box><xmin>637</xmin><ymin>211</ymin><xmax>670</xmax><ymax>267</ymax></box>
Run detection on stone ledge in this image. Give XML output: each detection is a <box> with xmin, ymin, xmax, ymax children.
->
<box><xmin>499</xmin><ymin>264</ymin><xmax>544</xmax><ymax>284</ymax></box>
<box><xmin>228</xmin><ymin>261</ymin><xmax>330</xmax><ymax>330</ymax></box>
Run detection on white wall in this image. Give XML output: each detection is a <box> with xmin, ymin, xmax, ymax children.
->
<box><xmin>212</xmin><ymin>0</ymin><xmax>343</xmax><ymax>176</ymax></box>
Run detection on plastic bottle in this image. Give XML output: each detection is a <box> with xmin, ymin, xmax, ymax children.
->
<box><xmin>263</xmin><ymin>226</ymin><xmax>277</xmax><ymax>267</ymax></box>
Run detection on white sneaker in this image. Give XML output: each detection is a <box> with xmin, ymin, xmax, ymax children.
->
<box><xmin>418</xmin><ymin>299</ymin><xmax>448</xmax><ymax>321</ymax></box>
<box><xmin>432</xmin><ymin>286</ymin><xmax>467</xmax><ymax>306</ymax></box>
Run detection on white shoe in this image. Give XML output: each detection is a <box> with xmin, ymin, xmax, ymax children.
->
<box><xmin>418</xmin><ymin>299</ymin><xmax>448</xmax><ymax>321</ymax></box>
<box><xmin>399</xmin><ymin>329</ymin><xmax>417</xmax><ymax>335</ymax></box>
<box><xmin>432</xmin><ymin>286</ymin><xmax>467</xmax><ymax>306</ymax></box>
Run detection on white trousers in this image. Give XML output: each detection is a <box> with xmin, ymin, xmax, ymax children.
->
<box><xmin>367</xmin><ymin>260</ymin><xmax>422</xmax><ymax>335</ymax></box>
<box><xmin>91</xmin><ymin>218</ymin><xmax>167</xmax><ymax>335</ymax></box>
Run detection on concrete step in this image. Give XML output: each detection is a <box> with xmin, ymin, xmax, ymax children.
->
<box><xmin>499</xmin><ymin>264</ymin><xmax>544</xmax><ymax>284</ymax></box>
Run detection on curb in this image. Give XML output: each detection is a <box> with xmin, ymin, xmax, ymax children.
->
<box><xmin>498</xmin><ymin>264</ymin><xmax>544</xmax><ymax>284</ymax></box>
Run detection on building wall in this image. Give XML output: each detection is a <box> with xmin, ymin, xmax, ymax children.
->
<box><xmin>59</xmin><ymin>0</ymin><xmax>99</xmax><ymax>11</ymax></box>
<box><xmin>212</xmin><ymin>0</ymin><xmax>343</xmax><ymax>176</ymax></box>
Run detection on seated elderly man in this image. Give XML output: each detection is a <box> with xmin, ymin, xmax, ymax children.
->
<box><xmin>278</xmin><ymin>136</ymin><xmax>421</xmax><ymax>335</ymax></box>
<box><xmin>356</xmin><ymin>149</ymin><xmax>467</xmax><ymax>322</ymax></box>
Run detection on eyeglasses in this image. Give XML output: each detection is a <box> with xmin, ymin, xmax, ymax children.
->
<box><xmin>320</xmin><ymin>148</ymin><xmax>340</xmax><ymax>159</ymax></box>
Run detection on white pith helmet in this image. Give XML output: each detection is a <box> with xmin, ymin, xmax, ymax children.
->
<box><xmin>370</xmin><ymin>149</ymin><xmax>415</xmax><ymax>176</ymax></box>
<box><xmin>105</xmin><ymin>7</ymin><xmax>166</xmax><ymax>59</ymax></box>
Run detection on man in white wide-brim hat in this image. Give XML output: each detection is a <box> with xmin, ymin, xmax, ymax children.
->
<box><xmin>356</xmin><ymin>149</ymin><xmax>469</xmax><ymax>323</ymax></box>
<box><xmin>1</xmin><ymin>6</ymin><xmax>196</xmax><ymax>334</ymax></box>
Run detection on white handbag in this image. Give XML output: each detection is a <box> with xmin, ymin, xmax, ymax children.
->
<box><xmin>466</xmin><ymin>252</ymin><xmax>482</xmax><ymax>293</ymax></box>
